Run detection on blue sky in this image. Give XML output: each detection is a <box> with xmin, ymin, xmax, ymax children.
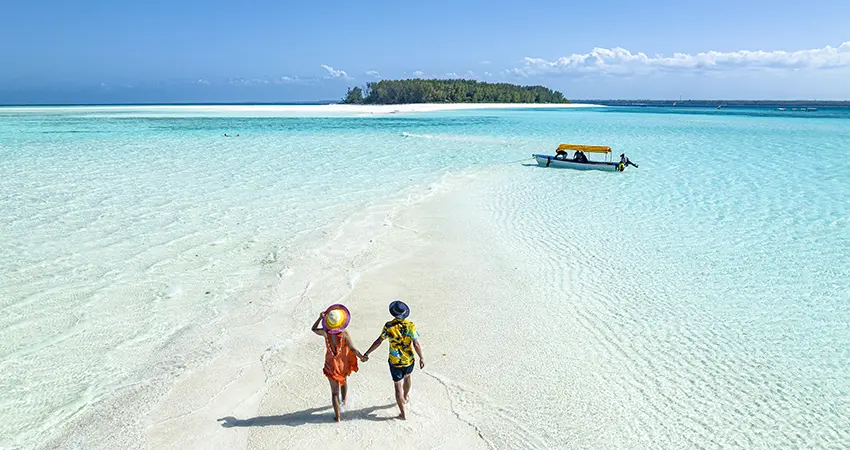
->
<box><xmin>1</xmin><ymin>0</ymin><xmax>849</xmax><ymax>103</ymax></box>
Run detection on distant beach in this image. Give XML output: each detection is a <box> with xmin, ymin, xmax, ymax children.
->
<box><xmin>0</xmin><ymin>102</ymin><xmax>602</xmax><ymax>117</ymax></box>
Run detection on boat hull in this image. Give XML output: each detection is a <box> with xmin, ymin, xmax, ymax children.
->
<box><xmin>532</xmin><ymin>154</ymin><xmax>620</xmax><ymax>171</ymax></box>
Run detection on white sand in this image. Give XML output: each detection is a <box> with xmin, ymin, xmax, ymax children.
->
<box><xmin>3</xmin><ymin>102</ymin><xmax>601</xmax><ymax>117</ymax></box>
<box><xmin>42</xmin><ymin>177</ymin><xmax>494</xmax><ymax>449</ymax></box>
<box><xmin>123</xmin><ymin>168</ymin><xmax>586</xmax><ymax>450</ymax></box>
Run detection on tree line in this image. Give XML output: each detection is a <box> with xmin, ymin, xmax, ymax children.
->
<box><xmin>343</xmin><ymin>79</ymin><xmax>568</xmax><ymax>104</ymax></box>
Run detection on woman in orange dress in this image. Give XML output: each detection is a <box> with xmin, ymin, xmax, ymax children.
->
<box><xmin>311</xmin><ymin>304</ymin><xmax>365</xmax><ymax>422</ymax></box>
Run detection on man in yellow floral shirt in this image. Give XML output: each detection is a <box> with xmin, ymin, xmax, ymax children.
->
<box><xmin>363</xmin><ymin>300</ymin><xmax>424</xmax><ymax>420</ymax></box>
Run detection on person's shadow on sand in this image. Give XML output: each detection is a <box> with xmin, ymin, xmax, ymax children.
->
<box><xmin>217</xmin><ymin>403</ymin><xmax>397</xmax><ymax>427</ymax></box>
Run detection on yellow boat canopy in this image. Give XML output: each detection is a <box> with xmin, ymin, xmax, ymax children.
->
<box><xmin>557</xmin><ymin>143</ymin><xmax>612</xmax><ymax>154</ymax></box>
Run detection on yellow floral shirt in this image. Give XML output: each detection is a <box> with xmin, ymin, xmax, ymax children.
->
<box><xmin>381</xmin><ymin>318</ymin><xmax>419</xmax><ymax>368</ymax></box>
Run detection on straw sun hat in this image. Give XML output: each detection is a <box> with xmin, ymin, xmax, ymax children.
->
<box><xmin>322</xmin><ymin>304</ymin><xmax>351</xmax><ymax>334</ymax></box>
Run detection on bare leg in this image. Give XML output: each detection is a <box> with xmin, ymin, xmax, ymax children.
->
<box><xmin>394</xmin><ymin>381</ymin><xmax>407</xmax><ymax>420</ymax></box>
<box><xmin>341</xmin><ymin>378</ymin><xmax>349</xmax><ymax>406</ymax></box>
<box><xmin>403</xmin><ymin>375</ymin><xmax>412</xmax><ymax>403</ymax></box>
<box><xmin>328</xmin><ymin>378</ymin><xmax>341</xmax><ymax>422</ymax></box>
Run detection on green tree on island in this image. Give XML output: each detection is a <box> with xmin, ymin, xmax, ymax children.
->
<box><xmin>343</xmin><ymin>86</ymin><xmax>364</xmax><ymax>104</ymax></box>
<box><xmin>342</xmin><ymin>79</ymin><xmax>568</xmax><ymax>105</ymax></box>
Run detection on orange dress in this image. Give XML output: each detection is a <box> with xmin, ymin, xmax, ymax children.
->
<box><xmin>323</xmin><ymin>333</ymin><xmax>359</xmax><ymax>385</ymax></box>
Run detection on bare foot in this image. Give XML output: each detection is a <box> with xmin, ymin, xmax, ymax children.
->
<box><xmin>398</xmin><ymin>412</ymin><xmax>407</xmax><ymax>420</ymax></box>
<box><xmin>334</xmin><ymin>414</ymin><xmax>341</xmax><ymax>423</ymax></box>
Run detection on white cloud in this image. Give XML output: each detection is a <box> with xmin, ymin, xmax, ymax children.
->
<box><xmin>277</xmin><ymin>76</ymin><xmax>302</xmax><ymax>84</ymax></box>
<box><xmin>483</xmin><ymin>71</ymin><xmax>493</xmax><ymax>77</ymax></box>
<box><xmin>229</xmin><ymin>77</ymin><xmax>255</xmax><ymax>86</ymax></box>
<box><xmin>445</xmin><ymin>72</ymin><xmax>460</xmax><ymax>78</ymax></box>
<box><xmin>413</xmin><ymin>70</ymin><xmax>425</xmax><ymax>77</ymax></box>
<box><xmin>229</xmin><ymin>76</ymin><xmax>316</xmax><ymax>86</ymax></box>
<box><xmin>321</xmin><ymin>64</ymin><xmax>353</xmax><ymax>81</ymax></box>
<box><xmin>193</xmin><ymin>79</ymin><xmax>210</xmax><ymax>85</ymax></box>
<box><xmin>365</xmin><ymin>70</ymin><xmax>381</xmax><ymax>78</ymax></box>
<box><xmin>509</xmin><ymin>42</ymin><xmax>850</xmax><ymax>77</ymax></box>
<box><xmin>479</xmin><ymin>60</ymin><xmax>491</xmax><ymax>65</ymax></box>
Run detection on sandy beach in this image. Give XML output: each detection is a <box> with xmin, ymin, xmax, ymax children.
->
<box><xmin>136</xmin><ymin>169</ymin><xmax>564</xmax><ymax>450</ymax></box>
<box><xmin>41</xmin><ymin>166</ymin><xmax>584</xmax><ymax>449</ymax></box>
<box><xmin>42</xmin><ymin>174</ymin><xmax>500</xmax><ymax>450</ymax></box>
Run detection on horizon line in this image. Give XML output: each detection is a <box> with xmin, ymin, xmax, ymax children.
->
<box><xmin>2</xmin><ymin>100</ymin><xmax>850</xmax><ymax>107</ymax></box>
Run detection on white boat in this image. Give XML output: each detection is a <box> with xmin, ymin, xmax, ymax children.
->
<box><xmin>533</xmin><ymin>144</ymin><xmax>637</xmax><ymax>172</ymax></box>
<box><xmin>533</xmin><ymin>154</ymin><xmax>619</xmax><ymax>171</ymax></box>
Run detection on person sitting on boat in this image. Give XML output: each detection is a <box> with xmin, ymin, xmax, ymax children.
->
<box><xmin>555</xmin><ymin>147</ymin><xmax>570</xmax><ymax>160</ymax></box>
<box><xmin>619</xmin><ymin>153</ymin><xmax>638</xmax><ymax>168</ymax></box>
<box><xmin>573</xmin><ymin>150</ymin><xmax>588</xmax><ymax>163</ymax></box>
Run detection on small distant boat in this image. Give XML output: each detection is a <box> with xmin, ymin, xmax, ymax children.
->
<box><xmin>777</xmin><ymin>108</ymin><xmax>787</xmax><ymax>111</ymax></box>
<box><xmin>807</xmin><ymin>107</ymin><xmax>818</xmax><ymax>111</ymax></box>
<box><xmin>716</xmin><ymin>105</ymin><xmax>722</xmax><ymax>109</ymax></box>
<box><xmin>533</xmin><ymin>144</ymin><xmax>637</xmax><ymax>172</ymax></box>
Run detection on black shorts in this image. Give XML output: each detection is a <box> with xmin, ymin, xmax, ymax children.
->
<box><xmin>389</xmin><ymin>363</ymin><xmax>414</xmax><ymax>382</ymax></box>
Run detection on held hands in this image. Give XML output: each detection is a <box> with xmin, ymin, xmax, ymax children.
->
<box><xmin>359</xmin><ymin>353</ymin><xmax>369</xmax><ymax>363</ymax></box>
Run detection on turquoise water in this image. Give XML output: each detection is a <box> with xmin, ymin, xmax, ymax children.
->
<box><xmin>432</xmin><ymin>108</ymin><xmax>849</xmax><ymax>448</ymax></box>
<box><xmin>0</xmin><ymin>106</ymin><xmax>848</xmax><ymax>448</ymax></box>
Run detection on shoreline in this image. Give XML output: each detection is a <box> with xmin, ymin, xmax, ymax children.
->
<box><xmin>0</xmin><ymin>102</ymin><xmax>602</xmax><ymax>116</ymax></box>
<box><xmin>141</xmin><ymin>169</ymin><xmax>492</xmax><ymax>450</ymax></box>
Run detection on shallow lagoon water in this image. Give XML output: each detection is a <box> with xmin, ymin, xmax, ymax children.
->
<box><xmin>0</xmin><ymin>106</ymin><xmax>847</xmax><ymax>448</ymax></box>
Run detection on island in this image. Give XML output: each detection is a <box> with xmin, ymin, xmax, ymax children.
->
<box><xmin>342</xmin><ymin>79</ymin><xmax>568</xmax><ymax>105</ymax></box>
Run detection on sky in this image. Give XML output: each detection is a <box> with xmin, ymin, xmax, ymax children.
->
<box><xmin>1</xmin><ymin>0</ymin><xmax>849</xmax><ymax>103</ymax></box>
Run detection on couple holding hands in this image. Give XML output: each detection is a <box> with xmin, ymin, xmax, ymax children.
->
<box><xmin>311</xmin><ymin>300</ymin><xmax>424</xmax><ymax>421</ymax></box>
